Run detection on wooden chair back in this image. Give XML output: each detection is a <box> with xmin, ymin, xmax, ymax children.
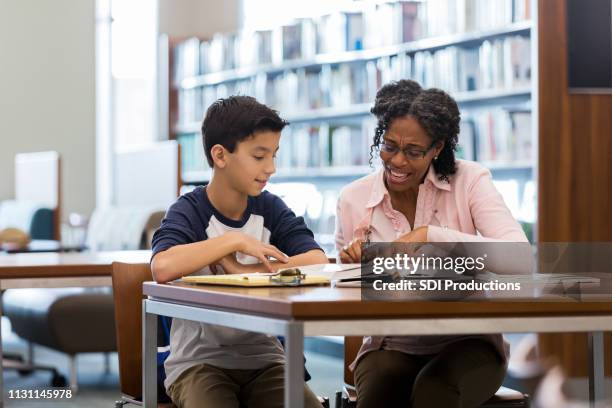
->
<box><xmin>112</xmin><ymin>261</ymin><xmax>152</xmax><ymax>400</ymax></box>
<box><xmin>344</xmin><ymin>336</ymin><xmax>362</xmax><ymax>386</ymax></box>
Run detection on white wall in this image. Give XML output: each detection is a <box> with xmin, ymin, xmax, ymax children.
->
<box><xmin>0</xmin><ymin>0</ymin><xmax>96</xmax><ymax>218</ymax></box>
<box><xmin>158</xmin><ymin>0</ymin><xmax>240</xmax><ymax>39</ymax></box>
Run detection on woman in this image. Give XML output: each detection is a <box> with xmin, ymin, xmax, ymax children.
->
<box><xmin>335</xmin><ymin>79</ymin><xmax>528</xmax><ymax>407</ymax></box>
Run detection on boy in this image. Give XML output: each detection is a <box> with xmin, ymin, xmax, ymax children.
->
<box><xmin>151</xmin><ymin>96</ymin><xmax>327</xmax><ymax>408</ymax></box>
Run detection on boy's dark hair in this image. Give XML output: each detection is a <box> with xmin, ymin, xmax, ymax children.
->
<box><xmin>201</xmin><ymin>96</ymin><xmax>288</xmax><ymax>167</ymax></box>
<box><xmin>369</xmin><ymin>79</ymin><xmax>460</xmax><ymax>182</ymax></box>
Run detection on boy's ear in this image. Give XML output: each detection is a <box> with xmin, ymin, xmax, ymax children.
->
<box><xmin>210</xmin><ymin>144</ymin><xmax>228</xmax><ymax>168</ymax></box>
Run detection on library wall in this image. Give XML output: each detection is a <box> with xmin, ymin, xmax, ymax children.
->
<box><xmin>0</xmin><ymin>0</ymin><xmax>96</xmax><ymax>217</ymax></box>
<box><xmin>158</xmin><ymin>0</ymin><xmax>240</xmax><ymax>39</ymax></box>
<box><xmin>537</xmin><ymin>0</ymin><xmax>612</xmax><ymax>376</ymax></box>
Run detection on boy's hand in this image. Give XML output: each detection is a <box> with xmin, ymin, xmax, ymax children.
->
<box><xmin>231</xmin><ymin>232</ymin><xmax>288</xmax><ymax>272</ymax></box>
<box><xmin>215</xmin><ymin>254</ymin><xmax>276</xmax><ymax>275</ymax></box>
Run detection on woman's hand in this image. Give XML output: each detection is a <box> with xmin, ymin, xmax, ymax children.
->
<box><xmin>339</xmin><ymin>238</ymin><xmax>364</xmax><ymax>263</ymax></box>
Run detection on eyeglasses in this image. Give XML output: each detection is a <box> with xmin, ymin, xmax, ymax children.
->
<box><xmin>379</xmin><ymin>141</ymin><xmax>436</xmax><ymax>161</ymax></box>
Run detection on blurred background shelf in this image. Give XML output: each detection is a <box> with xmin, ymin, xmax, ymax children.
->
<box><xmin>166</xmin><ymin>0</ymin><xmax>536</xmax><ymax>246</ymax></box>
<box><xmin>179</xmin><ymin>20</ymin><xmax>532</xmax><ymax>90</ymax></box>
<box><xmin>174</xmin><ymin>87</ymin><xmax>531</xmax><ymax>133</ymax></box>
<box><xmin>182</xmin><ymin>162</ymin><xmax>532</xmax><ymax>186</ymax></box>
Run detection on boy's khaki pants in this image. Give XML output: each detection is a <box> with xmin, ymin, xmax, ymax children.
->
<box><xmin>168</xmin><ymin>362</ymin><xmax>322</xmax><ymax>408</ymax></box>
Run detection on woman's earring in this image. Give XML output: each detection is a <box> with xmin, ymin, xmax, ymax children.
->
<box><xmin>434</xmin><ymin>156</ymin><xmax>438</xmax><ymax>161</ymax></box>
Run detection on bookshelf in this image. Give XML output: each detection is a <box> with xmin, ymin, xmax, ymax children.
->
<box><xmin>165</xmin><ymin>0</ymin><xmax>536</xmax><ymax>249</ymax></box>
<box><xmin>178</xmin><ymin>20</ymin><xmax>531</xmax><ymax>90</ymax></box>
<box><xmin>174</xmin><ymin>86</ymin><xmax>531</xmax><ymax>133</ymax></box>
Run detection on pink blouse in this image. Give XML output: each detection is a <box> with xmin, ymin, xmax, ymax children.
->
<box><xmin>335</xmin><ymin>159</ymin><xmax>529</xmax><ymax>369</ymax></box>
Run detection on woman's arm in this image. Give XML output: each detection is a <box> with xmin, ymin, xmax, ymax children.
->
<box><xmin>335</xmin><ymin>194</ymin><xmax>366</xmax><ymax>263</ymax></box>
<box><xmin>335</xmin><ymin>198</ymin><xmax>348</xmax><ymax>251</ymax></box>
<box><xmin>427</xmin><ymin>169</ymin><xmax>528</xmax><ymax>243</ymax></box>
<box><xmin>397</xmin><ymin>169</ymin><xmax>532</xmax><ymax>275</ymax></box>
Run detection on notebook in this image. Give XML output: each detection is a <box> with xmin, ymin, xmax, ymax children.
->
<box><xmin>181</xmin><ymin>272</ymin><xmax>330</xmax><ymax>287</ymax></box>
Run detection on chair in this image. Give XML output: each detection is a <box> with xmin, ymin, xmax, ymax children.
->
<box><xmin>0</xmin><ymin>200</ymin><xmax>55</xmax><ymax>241</ymax></box>
<box><xmin>336</xmin><ymin>336</ymin><xmax>530</xmax><ymax>408</ymax></box>
<box><xmin>2</xmin><ymin>288</ymin><xmax>116</xmax><ymax>388</ymax></box>
<box><xmin>112</xmin><ymin>261</ymin><xmax>174</xmax><ymax>408</ymax></box>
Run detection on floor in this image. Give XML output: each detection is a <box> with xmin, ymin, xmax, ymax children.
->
<box><xmin>4</xmin><ymin>317</ymin><xmax>612</xmax><ymax>407</ymax></box>
<box><xmin>1</xmin><ymin>317</ymin><xmax>344</xmax><ymax>407</ymax></box>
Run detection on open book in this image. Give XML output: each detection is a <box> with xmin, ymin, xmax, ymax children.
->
<box><xmin>180</xmin><ymin>263</ymin><xmax>362</xmax><ymax>287</ymax></box>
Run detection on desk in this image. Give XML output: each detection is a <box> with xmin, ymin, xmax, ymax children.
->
<box><xmin>143</xmin><ymin>279</ymin><xmax>612</xmax><ymax>408</ymax></box>
<box><xmin>0</xmin><ymin>250</ymin><xmax>151</xmax><ymax>407</ymax></box>
<box><xmin>2</xmin><ymin>240</ymin><xmax>86</xmax><ymax>254</ymax></box>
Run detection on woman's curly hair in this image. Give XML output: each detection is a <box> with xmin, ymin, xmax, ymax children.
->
<box><xmin>369</xmin><ymin>79</ymin><xmax>460</xmax><ymax>182</ymax></box>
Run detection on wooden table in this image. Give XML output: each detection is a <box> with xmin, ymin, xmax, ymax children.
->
<box><xmin>2</xmin><ymin>240</ymin><xmax>86</xmax><ymax>254</ymax></box>
<box><xmin>143</xmin><ymin>278</ymin><xmax>612</xmax><ymax>408</ymax></box>
<box><xmin>0</xmin><ymin>250</ymin><xmax>151</xmax><ymax>406</ymax></box>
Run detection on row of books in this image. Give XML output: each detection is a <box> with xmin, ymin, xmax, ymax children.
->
<box><xmin>277</xmin><ymin>121</ymin><xmax>375</xmax><ymax>169</ymax></box>
<box><xmin>172</xmin><ymin>0</ymin><xmax>530</xmax><ymax>82</ymax></box>
<box><xmin>425</xmin><ymin>0</ymin><xmax>529</xmax><ymax>37</ymax></box>
<box><xmin>460</xmin><ymin>109</ymin><xmax>532</xmax><ymax>163</ymax></box>
<box><xmin>286</xmin><ymin>112</ymin><xmax>533</xmax><ymax>166</ymax></box>
<box><xmin>176</xmin><ymin>121</ymin><xmax>375</xmax><ymax>174</ymax></box>
<box><xmin>413</xmin><ymin>36</ymin><xmax>531</xmax><ymax>93</ymax></box>
<box><xmin>177</xmin><ymin>108</ymin><xmax>531</xmax><ymax>177</ymax></box>
<box><xmin>175</xmin><ymin>35</ymin><xmax>531</xmax><ymax>127</ymax></box>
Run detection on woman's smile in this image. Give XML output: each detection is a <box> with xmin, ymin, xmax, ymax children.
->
<box><xmin>385</xmin><ymin>165</ymin><xmax>412</xmax><ymax>184</ymax></box>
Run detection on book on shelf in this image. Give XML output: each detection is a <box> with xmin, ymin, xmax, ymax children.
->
<box><xmin>412</xmin><ymin>35</ymin><xmax>531</xmax><ymax>94</ymax></box>
<box><xmin>513</xmin><ymin>0</ymin><xmax>531</xmax><ymax>22</ymax></box>
<box><xmin>315</xmin><ymin>12</ymin><xmax>365</xmax><ymax>54</ymax></box>
<box><xmin>234</xmin><ymin>30</ymin><xmax>257</xmax><ymax>68</ymax></box>
<box><xmin>424</xmin><ymin>0</ymin><xmax>462</xmax><ymax>37</ymax></box>
<box><xmin>275</xmin><ymin>119</ymin><xmax>374</xmax><ymax>172</ymax></box>
<box><xmin>469</xmin><ymin>108</ymin><xmax>532</xmax><ymax>163</ymax></box>
<box><xmin>363</xmin><ymin>1</ymin><xmax>424</xmax><ymax>49</ymax></box>
<box><xmin>458</xmin><ymin>119</ymin><xmax>476</xmax><ymax>161</ymax></box>
<box><xmin>426</xmin><ymin>0</ymin><xmax>518</xmax><ymax>36</ymax></box>
<box><xmin>280</xmin><ymin>22</ymin><xmax>302</xmax><ymax>61</ymax></box>
<box><xmin>173</xmin><ymin>37</ymin><xmax>200</xmax><ymax>86</ymax></box>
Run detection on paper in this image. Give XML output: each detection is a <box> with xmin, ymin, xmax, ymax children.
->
<box><xmin>181</xmin><ymin>272</ymin><xmax>330</xmax><ymax>287</ymax></box>
<box><xmin>295</xmin><ymin>263</ymin><xmax>361</xmax><ymax>280</ymax></box>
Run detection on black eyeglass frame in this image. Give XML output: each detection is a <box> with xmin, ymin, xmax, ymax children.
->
<box><xmin>379</xmin><ymin>139</ymin><xmax>438</xmax><ymax>161</ymax></box>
